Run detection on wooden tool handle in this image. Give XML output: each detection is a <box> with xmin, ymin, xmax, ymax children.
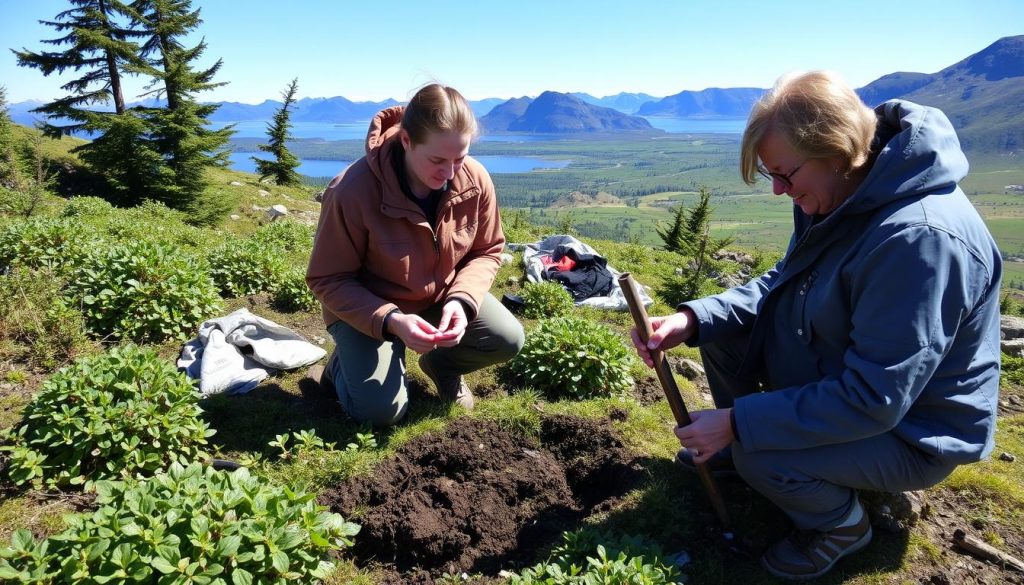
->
<box><xmin>618</xmin><ymin>272</ymin><xmax>731</xmax><ymax>530</ymax></box>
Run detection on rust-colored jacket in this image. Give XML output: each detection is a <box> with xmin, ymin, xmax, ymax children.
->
<box><xmin>306</xmin><ymin>106</ymin><xmax>505</xmax><ymax>340</ymax></box>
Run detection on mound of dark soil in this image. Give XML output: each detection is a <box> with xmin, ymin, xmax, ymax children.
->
<box><xmin>319</xmin><ymin>415</ymin><xmax>644</xmax><ymax>579</ymax></box>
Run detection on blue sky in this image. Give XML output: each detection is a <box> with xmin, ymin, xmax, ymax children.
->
<box><xmin>2</xmin><ymin>0</ymin><xmax>1022</xmax><ymax>104</ymax></box>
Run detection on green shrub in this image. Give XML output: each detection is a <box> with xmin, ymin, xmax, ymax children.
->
<box><xmin>521</xmin><ymin>280</ymin><xmax>575</xmax><ymax>319</ymax></box>
<box><xmin>0</xmin><ymin>217</ymin><xmax>93</xmax><ymax>275</ymax></box>
<box><xmin>0</xmin><ymin>267</ymin><xmax>93</xmax><ymax>369</ymax></box>
<box><xmin>510</xmin><ymin>529</ymin><xmax>681</xmax><ymax>584</ymax></box>
<box><xmin>0</xmin><ymin>345</ymin><xmax>214</xmax><ymax>488</ymax></box>
<box><xmin>101</xmin><ymin>201</ymin><xmax>211</xmax><ymax>252</ymax></box>
<box><xmin>656</xmin><ymin>266</ymin><xmax>722</xmax><ymax>308</ymax></box>
<box><xmin>272</xmin><ymin>269</ymin><xmax>318</xmax><ymax>312</ymax></box>
<box><xmin>59</xmin><ymin>196</ymin><xmax>114</xmax><ymax>218</ymax></box>
<box><xmin>0</xmin><ymin>462</ymin><xmax>360</xmax><ymax>584</ymax></box>
<box><xmin>251</xmin><ymin>220</ymin><xmax>315</xmax><ymax>255</ymax></box>
<box><xmin>506</xmin><ymin>316</ymin><xmax>636</xmax><ymax>399</ymax></box>
<box><xmin>68</xmin><ymin>240</ymin><xmax>221</xmax><ymax>342</ymax></box>
<box><xmin>210</xmin><ymin>239</ymin><xmax>288</xmax><ymax>297</ymax></box>
<box><xmin>1003</xmin><ymin>353</ymin><xmax>1024</xmax><ymax>387</ymax></box>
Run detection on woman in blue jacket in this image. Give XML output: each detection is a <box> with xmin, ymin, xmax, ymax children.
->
<box><xmin>632</xmin><ymin>71</ymin><xmax>1002</xmax><ymax>580</ymax></box>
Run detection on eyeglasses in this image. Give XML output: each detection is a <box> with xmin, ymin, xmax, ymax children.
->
<box><xmin>758</xmin><ymin>160</ymin><xmax>806</xmax><ymax>189</ymax></box>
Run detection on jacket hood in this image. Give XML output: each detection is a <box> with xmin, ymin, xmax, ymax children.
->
<box><xmin>365</xmin><ymin>106</ymin><xmax>405</xmax><ymax>183</ymax></box>
<box><xmin>843</xmin><ymin>100</ymin><xmax>969</xmax><ymax>216</ymax></box>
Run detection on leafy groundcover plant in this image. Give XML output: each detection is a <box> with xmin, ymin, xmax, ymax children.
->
<box><xmin>272</xmin><ymin>269</ymin><xmax>318</xmax><ymax>312</ymax></box>
<box><xmin>520</xmin><ymin>280</ymin><xmax>575</xmax><ymax>320</ymax></box>
<box><xmin>510</xmin><ymin>529</ymin><xmax>681</xmax><ymax>584</ymax></box>
<box><xmin>0</xmin><ymin>462</ymin><xmax>361</xmax><ymax>584</ymax></box>
<box><xmin>69</xmin><ymin>240</ymin><xmax>222</xmax><ymax>343</ymax></box>
<box><xmin>0</xmin><ymin>345</ymin><xmax>213</xmax><ymax>489</ymax></box>
<box><xmin>507</xmin><ymin>316</ymin><xmax>636</xmax><ymax>399</ymax></box>
<box><xmin>209</xmin><ymin>239</ymin><xmax>287</xmax><ymax>298</ymax></box>
<box><xmin>0</xmin><ymin>216</ymin><xmax>94</xmax><ymax>275</ymax></box>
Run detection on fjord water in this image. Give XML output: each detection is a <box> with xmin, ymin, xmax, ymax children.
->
<box><xmin>224</xmin><ymin>117</ymin><xmax>745</xmax><ymax>177</ymax></box>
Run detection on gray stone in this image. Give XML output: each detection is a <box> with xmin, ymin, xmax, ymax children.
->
<box><xmin>1002</xmin><ymin>314</ymin><xmax>1024</xmax><ymax>339</ymax></box>
<box><xmin>868</xmin><ymin>491</ymin><xmax>925</xmax><ymax>533</ymax></box>
<box><xmin>1001</xmin><ymin>338</ymin><xmax>1024</xmax><ymax>357</ymax></box>
<box><xmin>267</xmin><ymin>204</ymin><xmax>289</xmax><ymax>220</ymax></box>
<box><xmin>999</xmin><ymin>452</ymin><xmax>1016</xmax><ymax>462</ymax></box>
<box><xmin>229</xmin><ymin>214</ymin><xmax>240</xmax><ymax>220</ymax></box>
<box><xmin>673</xmin><ymin>358</ymin><xmax>706</xmax><ymax>385</ymax></box>
<box><xmin>315</xmin><ymin>190</ymin><xmax>325</xmax><ymax>202</ymax></box>
<box><xmin>258</xmin><ymin>189</ymin><xmax>270</xmax><ymax>197</ymax></box>
<box><xmin>229</xmin><ymin>181</ymin><xmax>243</xmax><ymax>186</ymax></box>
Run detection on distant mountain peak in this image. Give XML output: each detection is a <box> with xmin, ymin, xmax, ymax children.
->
<box><xmin>951</xmin><ymin>34</ymin><xmax>1024</xmax><ymax>81</ymax></box>
<box><xmin>482</xmin><ymin>91</ymin><xmax>655</xmax><ymax>133</ymax></box>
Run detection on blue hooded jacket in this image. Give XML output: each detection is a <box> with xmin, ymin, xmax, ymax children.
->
<box><xmin>685</xmin><ymin>100</ymin><xmax>1002</xmax><ymax>465</ymax></box>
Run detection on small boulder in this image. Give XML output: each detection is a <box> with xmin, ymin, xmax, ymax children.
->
<box><xmin>868</xmin><ymin>491</ymin><xmax>926</xmax><ymax>533</ymax></box>
<box><xmin>229</xmin><ymin>214</ymin><xmax>240</xmax><ymax>220</ymax></box>
<box><xmin>1002</xmin><ymin>315</ymin><xmax>1024</xmax><ymax>339</ymax></box>
<box><xmin>258</xmin><ymin>189</ymin><xmax>270</xmax><ymax>197</ymax></box>
<box><xmin>229</xmin><ymin>181</ymin><xmax>243</xmax><ymax>186</ymax></box>
<box><xmin>267</xmin><ymin>204</ymin><xmax>289</xmax><ymax>220</ymax></box>
<box><xmin>1002</xmin><ymin>338</ymin><xmax>1024</xmax><ymax>358</ymax></box>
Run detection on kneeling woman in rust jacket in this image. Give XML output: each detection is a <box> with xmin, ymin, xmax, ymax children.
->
<box><xmin>306</xmin><ymin>84</ymin><xmax>524</xmax><ymax>426</ymax></box>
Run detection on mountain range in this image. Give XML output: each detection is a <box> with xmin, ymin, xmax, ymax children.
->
<box><xmin>7</xmin><ymin>35</ymin><xmax>1022</xmax><ymax>151</ymax></box>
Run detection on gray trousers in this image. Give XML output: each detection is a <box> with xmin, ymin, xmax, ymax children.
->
<box><xmin>700</xmin><ymin>333</ymin><xmax>957</xmax><ymax>531</ymax></box>
<box><xmin>325</xmin><ymin>293</ymin><xmax>524</xmax><ymax>427</ymax></box>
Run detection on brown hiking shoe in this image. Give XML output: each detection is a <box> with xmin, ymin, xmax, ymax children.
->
<box><xmin>306</xmin><ymin>363</ymin><xmax>335</xmax><ymax>394</ymax></box>
<box><xmin>418</xmin><ymin>354</ymin><xmax>474</xmax><ymax>410</ymax></box>
<box><xmin>761</xmin><ymin>505</ymin><xmax>872</xmax><ymax>580</ymax></box>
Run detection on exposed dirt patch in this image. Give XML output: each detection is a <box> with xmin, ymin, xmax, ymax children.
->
<box><xmin>900</xmin><ymin>489</ymin><xmax>1024</xmax><ymax>585</ymax></box>
<box><xmin>319</xmin><ymin>415</ymin><xmax>644</xmax><ymax>580</ymax></box>
<box><xmin>632</xmin><ymin>375</ymin><xmax>665</xmax><ymax>406</ymax></box>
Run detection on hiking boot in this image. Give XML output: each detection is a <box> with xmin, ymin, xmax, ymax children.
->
<box><xmin>306</xmin><ymin>363</ymin><xmax>335</xmax><ymax>394</ymax></box>
<box><xmin>674</xmin><ymin>446</ymin><xmax>739</xmax><ymax>479</ymax></box>
<box><xmin>418</xmin><ymin>354</ymin><xmax>474</xmax><ymax>410</ymax></box>
<box><xmin>761</xmin><ymin>504</ymin><xmax>873</xmax><ymax>580</ymax></box>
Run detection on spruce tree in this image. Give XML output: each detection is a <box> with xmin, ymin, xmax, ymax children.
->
<box><xmin>129</xmin><ymin>0</ymin><xmax>233</xmax><ymax>220</ymax></box>
<box><xmin>13</xmin><ymin>0</ymin><xmax>141</xmax><ymax>133</ymax></box>
<box><xmin>13</xmin><ymin>0</ymin><xmax>159</xmax><ymax>203</ymax></box>
<box><xmin>254</xmin><ymin>78</ymin><xmax>301</xmax><ymax>186</ymax></box>
<box><xmin>0</xmin><ymin>86</ymin><xmax>25</xmax><ymax>191</ymax></box>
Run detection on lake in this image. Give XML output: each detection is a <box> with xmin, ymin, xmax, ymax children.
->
<box><xmin>223</xmin><ymin>117</ymin><xmax>743</xmax><ymax>177</ymax></box>
<box><xmin>228</xmin><ymin>152</ymin><xmax>571</xmax><ymax>178</ymax></box>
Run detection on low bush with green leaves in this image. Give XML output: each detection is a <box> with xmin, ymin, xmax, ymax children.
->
<box><xmin>101</xmin><ymin>201</ymin><xmax>211</xmax><ymax>252</ymax></box>
<box><xmin>0</xmin><ymin>345</ymin><xmax>214</xmax><ymax>488</ymax></box>
<box><xmin>68</xmin><ymin>240</ymin><xmax>221</xmax><ymax>342</ymax></box>
<box><xmin>0</xmin><ymin>266</ymin><xmax>93</xmax><ymax>369</ymax></box>
<box><xmin>510</xmin><ymin>529</ymin><xmax>681</xmax><ymax>584</ymax></box>
<box><xmin>58</xmin><ymin>196</ymin><xmax>114</xmax><ymax>219</ymax></box>
<box><xmin>250</xmin><ymin>220</ymin><xmax>315</xmax><ymax>255</ymax></box>
<box><xmin>521</xmin><ymin>280</ymin><xmax>575</xmax><ymax>319</ymax></box>
<box><xmin>0</xmin><ymin>216</ymin><xmax>94</xmax><ymax>275</ymax></box>
<box><xmin>210</xmin><ymin>239</ymin><xmax>288</xmax><ymax>297</ymax></box>
<box><xmin>1003</xmin><ymin>353</ymin><xmax>1024</xmax><ymax>387</ymax></box>
<box><xmin>506</xmin><ymin>316</ymin><xmax>636</xmax><ymax>399</ymax></box>
<box><xmin>0</xmin><ymin>462</ymin><xmax>361</xmax><ymax>584</ymax></box>
<box><xmin>272</xmin><ymin>269</ymin><xmax>318</xmax><ymax>312</ymax></box>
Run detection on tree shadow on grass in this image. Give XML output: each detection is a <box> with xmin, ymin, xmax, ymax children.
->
<box><xmin>569</xmin><ymin>456</ymin><xmax>910</xmax><ymax>585</ymax></box>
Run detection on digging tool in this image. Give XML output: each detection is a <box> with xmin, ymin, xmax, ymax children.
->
<box><xmin>618</xmin><ymin>272</ymin><xmax>732</xmax><ymax>531</ymax></box>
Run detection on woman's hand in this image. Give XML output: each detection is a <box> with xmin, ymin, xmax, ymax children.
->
<box><xmin>630</xmin><ymin>307</ymin><xmax>697</xmax><ymax>367</ymax></box>
<box><xmin>435</xmin><ymin>300</ymin><xmax>468</xmax><ymax>347</ymax></box>
<box><xmin>388</xmin><ymin>313</ymin><xmax>446</xmax><ymax>354</ymax></box>
<box><xmin>674</xmin><ymin>408</ymin><xmax>735</xmax><ymax>464</ymax></box>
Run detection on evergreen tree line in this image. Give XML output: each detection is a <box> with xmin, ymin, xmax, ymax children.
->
<box><xmin>11</xmin><ymin>0</ymin><xmax>302</xmax><ymax>223</ymax></box>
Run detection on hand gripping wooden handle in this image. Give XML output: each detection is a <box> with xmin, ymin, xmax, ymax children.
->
<box><xmin>618</xmin><ymin>272</ymin><xmax>731</xmax><ymax>530</ymax></box>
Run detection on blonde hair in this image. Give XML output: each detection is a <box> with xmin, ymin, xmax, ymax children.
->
<box><xmin>740</xmin><ymin>71</ymin><xmax>876</xmax><ymax>185</ymax></box>
<box><xmin>402</xmin><ymin>83</ymin><xmax>478</xmax><ymax>145</ymax></box>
